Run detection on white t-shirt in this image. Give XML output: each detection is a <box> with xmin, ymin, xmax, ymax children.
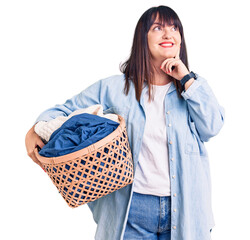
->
<box><xmin>133</xmin><ymin>81</ymin><xmax>172</xmax><ymax>196</ymax></box>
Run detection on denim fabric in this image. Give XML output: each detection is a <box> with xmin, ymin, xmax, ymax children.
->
<box><xmin>123</xmin><ymin>192</ymin><xmax>171</xmax><ymax>240</ymax></box>
<box><xmin>35</xmin><ymin>74</ymin><xmax>225</xmax><ymax>240</ymax></box>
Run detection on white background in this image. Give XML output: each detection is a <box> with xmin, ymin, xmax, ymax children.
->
<box><xmin>0</xmin><ymin>0</ymin><xmax>249</xmax><ymax>239</ymax></box>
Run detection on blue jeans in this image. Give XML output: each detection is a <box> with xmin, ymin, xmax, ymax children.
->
<box><xmin>123</xmin><ymin>191</ymin><xmax>171</xmax><ymax>240</ymax></box>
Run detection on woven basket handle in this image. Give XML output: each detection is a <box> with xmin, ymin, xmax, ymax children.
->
<box><xmin>34</xmin><ymin>147</ymin><xmax>44</xmax><ymax>169</ymax></box>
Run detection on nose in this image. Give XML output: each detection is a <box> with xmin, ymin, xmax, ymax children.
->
<box><xmin>162</xmin><ymin>28</ymin><xmax>173</xmax><ymax>39</ymax></box>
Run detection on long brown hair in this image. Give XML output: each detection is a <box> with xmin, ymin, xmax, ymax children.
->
<box><xmin>119</xmin><ymin>5</ymin><xmax>189</xmax><ymax>102</ymax></box>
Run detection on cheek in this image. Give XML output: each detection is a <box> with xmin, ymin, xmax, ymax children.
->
<box><xmin>148</xmin><ymin>33</ymin><xmax>159</xmax><ymax>45</ymax></box>
<box><xmin>147</xmin><ymin>34</ymin><xmax>153</xmax><ymax>43</ymax></box>
<box><xmin>147</xmin><ymin>36</ymin><xmax>156</xmax><ymax>50</ymax></box>
<box><xmin>175</xmin><ymin>33</ymin><xmax>182</xmax><ymax>44</ymax></box>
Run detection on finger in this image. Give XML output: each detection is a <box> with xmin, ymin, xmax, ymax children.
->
<box><xmin>175</xmin><ymin>44</ymin><xmax>181</xmax><ymax>59</ymax></box>
<box><xmin>169</xmin><ymin>62</ymin><xmax>176</xmax><ymax>73</ymax></box>
<box><xmin>161</xmin><ymin>59</ymin><xmax>173</xmax><ymax>74</ymax></box>
<box><xmin>166</xmin><ymin>59</ymin><xmax>177</xmax><ymax>73</ymax></box>
<box><xmin>37</xmin><ymin>137</ymin><xmax>45</xmax><ymax>149</ymax></box>
<box><xmin>160</xmin><ymin>58</ymin><xmax>174</xmax><ymax>70</ymax></box>
<box><xmin>170</xmin><ymin>59</ymin><xmax>182</xmax><ymax>73</ymax></box>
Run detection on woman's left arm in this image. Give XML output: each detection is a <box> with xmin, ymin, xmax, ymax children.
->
<box><xmin>181</xmin><ymin>76</ymin><xmax>225</xmax><ymax>142</ymax></box>
<box><xmin>161</xmin><ymin>49</ymin><xmax>225</xmax><ymax>142</ymax></box>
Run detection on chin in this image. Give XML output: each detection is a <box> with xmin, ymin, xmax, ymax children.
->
<box><xmin>160</xmin><ymin>54</ymin><xmax>175</xmax><ymax>60</ymax></box>
<box><xmin>164</xmin><ymin>52</ymin><xmax>175</xmax><ymax>57</ymax></box>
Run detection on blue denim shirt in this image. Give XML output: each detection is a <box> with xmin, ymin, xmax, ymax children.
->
<box><xmin>36</xmin><ymin>74</ymin><xmax>225</xmax><ymax>240</ymax></box>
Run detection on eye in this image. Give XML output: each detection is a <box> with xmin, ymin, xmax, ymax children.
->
<box><xmin>153</xmin><ymin>25</ymin><xmax>162</xmax><ymax>31</ymax></box>
<box><xmin>172</xmin><ymin>26</ymin><xmax>178</xmax><ymax>31</ymax></box>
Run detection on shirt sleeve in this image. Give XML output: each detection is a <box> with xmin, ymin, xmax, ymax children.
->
<box><xmin>35</xmin><ymin>79</ymin><xmax>103</xmax><ymax>123</ymax></box>
<box><xmin>181</xmin><ymin>75</ymin><xmax>225</xmax><ymax>142</ymax></box>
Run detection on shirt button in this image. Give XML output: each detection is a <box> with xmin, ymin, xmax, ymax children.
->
<box><xmin>172</xmin><ymin>175</ymin><xmax>176</xmax><ymax>179</ymax></box>
<box><xmin>168</xmin><ymin>123</ymin><xmax>172</xmax><ymax>127</ymax></box>
<box><xmin>174</xmin><ymin>193</ymin><xmax>177</xmax><ymax>197</ymax></box>
<box><xmin>167</xmin><ymin>111</ymin><xmax>170</xmax><ymax>114</ymax></box>
<box><xmin>173</xmin><ymin>226</ymin><xmax>176</xmax><ymax>229</ymax></box>
<box><xmin>169</xmin><ymin>141</ymin><xmax>173</xmax><ymax>145</ymax></box>
<box><xmin>171</xmin><ymin>157</ymin><xmax>174</xmax><ymax>161</ymax></box>
<box><xmin>173</xmin><ymin>208</ymin><xmax>177</xmax><ymax>212</ymax></box>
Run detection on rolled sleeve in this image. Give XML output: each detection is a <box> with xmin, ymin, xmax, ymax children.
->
<box><xmin>181</xmin><ymin>77</ymin><xmax>203</xmax><ymax>100</ymax></box>
<box><xmin>181</xmin><ymin>75</ymin><xmax>225</xmax><ymax>142</ymax></box>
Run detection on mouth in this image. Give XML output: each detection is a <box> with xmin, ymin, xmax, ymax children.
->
<box><xmin>159</xmin><ymin>42</ymin><xmax>174</xmax><ymax>48</ymax></box>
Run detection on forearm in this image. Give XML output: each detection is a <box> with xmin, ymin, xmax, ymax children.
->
<box><xmin>184</xmin><ymin>78</ymin><xmax>195</xmax><ymax>91</ymax></box>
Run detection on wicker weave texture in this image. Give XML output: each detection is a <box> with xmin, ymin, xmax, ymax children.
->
<box><xmin>35</xmin><ymin>115</ymin><xmax>134</xmax><ymax>208</ymax></box>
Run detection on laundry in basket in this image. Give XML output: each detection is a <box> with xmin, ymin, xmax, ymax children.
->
<box><xmin>34</xmin><ymin>106</ymin><xmax>134</xmax><ymax>208</ymax></box>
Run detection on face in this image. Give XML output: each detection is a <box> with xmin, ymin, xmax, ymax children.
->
<box><xmin>147</xmin><ymin>16</ymin><xmax>181</xmax><ymax>63</ymax></box>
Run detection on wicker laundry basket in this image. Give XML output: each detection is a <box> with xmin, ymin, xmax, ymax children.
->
<box><xmin>34</xmin><ymin>114</ymin><xmax>134</xmax><ymax>208</ymax></box>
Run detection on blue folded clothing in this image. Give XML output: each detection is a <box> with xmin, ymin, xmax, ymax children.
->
<box><xmin>39</xmin><ymin>113</ymin><xmax>119</xmax><ymax>157</ymax></box>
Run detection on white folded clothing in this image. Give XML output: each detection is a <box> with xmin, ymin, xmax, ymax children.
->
<box><xmin>35</xmin><ymin>104</ymin><xmax>119</xmax><ymax>143</ymax></box>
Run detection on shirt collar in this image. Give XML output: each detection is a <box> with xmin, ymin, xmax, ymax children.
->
<box><xmin>140</xmin><ymin>81</ymin><xmax>176</xmax><ymax>106</ymax></box>
<box><xmin>167</xmin><ymin>81</ymin><xmax>176</xmax><ymax>94</ymax></box>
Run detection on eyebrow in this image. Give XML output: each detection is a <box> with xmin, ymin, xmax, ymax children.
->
<box><xmin>152</xmin><ymin>22</ymin><xmax>164</xmax><ymax>26</ymax></box>
<box><xmin>152</xmin><ymin>22</ymin><xmax>175</xmax><ymax>27</ymax></box>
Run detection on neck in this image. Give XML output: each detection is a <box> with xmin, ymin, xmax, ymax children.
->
<box><xmin>151</xmin><ymin>62</ymin><xmax>172</xmax><ymax>85</ymax></box>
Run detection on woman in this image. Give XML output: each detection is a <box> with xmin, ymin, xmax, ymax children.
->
<box><xmin>25</xmin><ymin>5</ymin><xmax>225</xmax><ymax>240</ymax></box>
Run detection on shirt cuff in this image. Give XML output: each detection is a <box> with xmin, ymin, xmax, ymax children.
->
<box><xmin>181</xmin><ymin>76</ymin><xmax>204</xmax><ymax>100</ymax></box>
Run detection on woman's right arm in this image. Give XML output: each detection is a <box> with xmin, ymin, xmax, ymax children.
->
<box><xmin>35</xmin><ymin>78</ymin><xmax>103</xmax><ymax>122</ymax></box>
<box><xmin>25</xmin><ymin>78</ymin><xmax>103</xmax><ymax>167</ymax></box>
